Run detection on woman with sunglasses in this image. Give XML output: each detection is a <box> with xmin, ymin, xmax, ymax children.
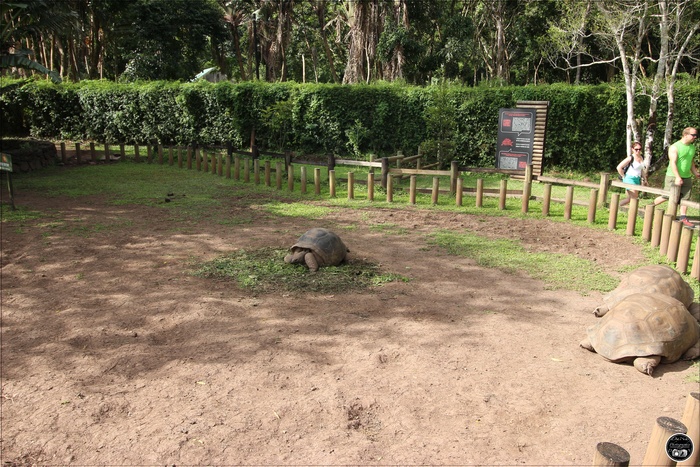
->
<box><xmin>616</xmin><ymin>142</ymin><xmax>646</xmax><ymax>207</ymax></box>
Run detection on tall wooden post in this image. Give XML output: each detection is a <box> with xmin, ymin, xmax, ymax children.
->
<box><xmin>381</xmin><ymin>157</ymin><xmax>389</xmax><ymax>190</ymax></box>
<box><xmin>681</xmin><ymin>393</ymin><xmax>699</xmax><ymax>467</ymax></box>
<box><xmin>431</xmin><ymin>177</ymin><xmax>439</xmax><ymax>205</ymax></box>
<box><xmin>597</xmin><ymin>172</ymin><xmax>610</xmax><ymax>208</ymax></box>
<box><xmin>476</xmin><ymin>178</ymin><xmax>484</xmax><ymax>208</ymax></box>
<box><xmin>625</xmin><ymin>198</ymin><xmax>638</xmax><ymax>236</ymax></box>
<box><xmin>455</xmin><ymin>177</ymin><xmax>463</xmax><ymax>206</ymax></box>
<box><xmin>608</xmin><ymin>193</ymin><xmax>620</xmax><ymax>230</ymax></box>
<box><xmin>367</xmin><ymin>173</ymin><xmax>375</xmax><ymax>201</ymax></box>
<box><xmin>521</xmin><ymin>164</ymin><xmax>532</xmax><ymax>214</ymax></box>
<box><xmin>347</xmin><ymin>171</ymin><xmax>354</xmax><ymax>199</ymax></box>
<box><xmin>642</xmin><ymin>204</ymin><xmax>655</xmax><ymax>242</ymax></box>
<box><xmin>450</xmin><ymin>161</ymin><xmax>458</xmax><ymax>196</ymax></box>
<box><xmin>542</xmin><ymin>183</ymin><xmax>552</xmax><ymax>216</ymax></box>
<box><xmin>329</xmin><ymin>170</ymin><xmax>336</xmax><ymax>197</ymax></box>
<box><xmin>676</xmin><ymin>227</ymin><xmax>694</xmax><ymax>274</ymax></box>
<box><xmin>642</xmin><ymin>417</ymin><xmax>687</xmax><ymax>467</ymax></box>
<box><xmin>60</xmin><ymin>141</ymin><xmax>67</xmax><ymax>164</ymax></box>
<box><xmin>386</xmin><ymin>175</ymin><xmax>393</xmax><ymax>203</ymax></box>
<box><xmin>275</xmin><ymin>162</ymin><xmax>282</xmax><ymax>189</ymax></box>
<box><xmin>588</xmin><ymin>188</ymin><xmax>599</xmax><ymax>224</ymax></box>
<box><xmin>564</xmin><ymin>186</ymin><xmax>574</xmax><ymax>220</ymax></box>
<box><xmin>314</xmin><ymin>168</ymin><xmax>321</xmax><ymax>195</ymax></box>
<box><xmin>651</xmin><ymin>209</ymin><xmax>665</xmax><ymax>247</ymax></box>
<box><xmin>300</xmin><ymin>166</ymin><xmax>307</xmax><ymax>194</ymax></box>
<box><xmin>409</xmin><ymin>175</ymin><xmax>416</xmax><ymax>205</ymax></box>
<box><xmin>499</xmin><ymin>179</ymin><xmax>507</xmax><ymax>210</ymax></box>
<box><xmin>666</xmin><ymin>220</ymin><xmax>683</xmax><ymax>262</ymax></box>
<box><xmin>659</xmin><ymin>213</ymin><xmax>673</xmax><ymax>256</ymax></box>
<box><xmin>287</xmin><ymin>165</ymin><xmax>294</xmax><ymax>192</ymax></box>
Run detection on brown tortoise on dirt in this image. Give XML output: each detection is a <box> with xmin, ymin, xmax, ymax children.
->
<box><xmin>593</xmin><ymin>265</ymin><xmax>694</xmax><ymax>317</ymax></box>
<box><xmin>581</xmin><ymin>293</ymin><xmax>700</xmax><ymax>376</ymax></box>
<box><xmin>284</xmin><ymin>228</ymin><xmax>349</xmax><ymax>272</ymax></box>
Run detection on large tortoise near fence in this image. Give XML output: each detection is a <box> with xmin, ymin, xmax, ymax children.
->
<box><xmin>593</xmin><ymin>265</ymin><xmax>695</xmax><ymax>317</ymax></box>
<box><xmin>284</xmin><ymin>228</ymin><xmax>349</xmax><ymax>272</ymax></box>
<box><xmin>581</xmin><ymin>293</ymin><xmax>700</xmax><ymax>376</ymax></box>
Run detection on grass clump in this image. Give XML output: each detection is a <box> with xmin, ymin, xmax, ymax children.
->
<box><xmin>195</xmin><ymin>247</ymin><xmax>408</xmax><ymax>293</ymax></box>
<box><xmin>428</xmin><ymin>230</ymin><xmax>619</xmax><ymax>294</ymax></box>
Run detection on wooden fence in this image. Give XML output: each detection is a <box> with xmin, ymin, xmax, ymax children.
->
<box><xmin>592</xmin><ymin>392</ymin><xmax>698</xmax><ymax>466</ymax></box>
<box><xmin>57</xmin><ymin>141</ymin><xmax>700</xmax><ymax>279</ymax></box>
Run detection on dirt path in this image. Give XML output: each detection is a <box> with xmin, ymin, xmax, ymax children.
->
<box><xmin>1</xmin><ymin>191</ymin><xmax>698</xmax><ymax>465</ymax></box>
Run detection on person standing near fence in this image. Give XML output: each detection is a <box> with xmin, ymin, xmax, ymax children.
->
<box><xmin>653</xmin><ymin>127</ymin><xmax>699</xmax><ymax>228</ymax></box>
<box><xmin>616</xmin><ymin>141</ymin><xmax>645</xmax><ymax>207</ymax></box>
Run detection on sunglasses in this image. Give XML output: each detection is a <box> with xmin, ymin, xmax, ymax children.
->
<box><xmin>690</xmin><ymin>133</ymin><xmax>698</xmax><ymax>137</ymax></box>
<box><xmin>633</xmin><ymin>147</ymin><xmax>641</xmax><ymax>151</ymax></box>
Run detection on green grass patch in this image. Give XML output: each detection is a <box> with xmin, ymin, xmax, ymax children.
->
<box><xmin>0</xmin><ymin>204</ymin><xmax>43</xmax><ymax>223</ymax></box>
<box><xmin>261</xmin><ymin>202</ymin><xmax>336</xmax><ymax>219</ymax></box>
<box><xmin>194</xmin><ymin>247</ymin><xmax>409</xmax><ymax>293</ymax></box>
<box><xmin>428</xmin><ymin>230</ymin><xmax>619</xmax><ymax>294</ymax></box>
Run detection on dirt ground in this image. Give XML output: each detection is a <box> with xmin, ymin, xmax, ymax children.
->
<box><xmin>1</xmin><ymin>185</ymin><xmax>699</xmax><ymax>466</ymax></box>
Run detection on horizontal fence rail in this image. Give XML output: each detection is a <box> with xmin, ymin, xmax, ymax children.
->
<box><xmin>55</xmin><ymin>141</ymin><xmax>700</xmax><ymax>279</ymax></box>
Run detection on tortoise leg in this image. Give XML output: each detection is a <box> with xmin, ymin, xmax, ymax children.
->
<box><xmin>305</xmin><ymin>252</ymin><xmax>319</xmax><ymax>272</ymax></box>
<box><xmin>682</xmin><ymin>339</ymin><xmax>700</xmax><ymax>360</ymax></box>
<box><xmin>593</xmin><ymin>305</ymin><xmax>610</xmax><ymax>317</ymax></box>
<box><xmin>633</xmin><ymin>356</ymin><xmax>661</xmax><ymax>376</ymax></box>
<box><xmin>580</xmin><ymin>337</ymin><xmax>596</xmax><ymax>352</ymax></box>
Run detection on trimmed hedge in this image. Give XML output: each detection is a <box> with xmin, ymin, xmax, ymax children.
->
<box><xmin>2</xmin><ymin>78</ymin><xmax>698</xmax><ymax>172</ymax></box>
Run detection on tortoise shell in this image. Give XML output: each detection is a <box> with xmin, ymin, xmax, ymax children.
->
<box><xmin>289</xmin><ymin>228</ymin><xmax>348</xmax><ymax>267</ymax></box>
<box><xmin>599</xmin><ymin>265</ymin><xmax>694</xmax><ymax>310</ymax></box>
<box><xmin>585</xmin><ymin>293</ymin><xmax>700</xmax><ymax>363</ymax></box>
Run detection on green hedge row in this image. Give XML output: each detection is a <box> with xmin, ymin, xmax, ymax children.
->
<box><xmin>2</xmin><ymin>78</ymin><xmax>699</xmax><ymax>172</ymax></box>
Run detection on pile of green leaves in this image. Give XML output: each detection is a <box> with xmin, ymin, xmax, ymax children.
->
<box><xmin>194</xmin><ymin>247</ymin><xmax>408</xmax><ymax>294</ymax></box>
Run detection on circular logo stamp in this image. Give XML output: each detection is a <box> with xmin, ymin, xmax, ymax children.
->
<box><xmin>666</xmin><ymin>433</ymin><xmax>694</xmax><ymax>463</ymax></box>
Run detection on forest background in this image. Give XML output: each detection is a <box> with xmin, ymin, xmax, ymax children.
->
<box><xmin>1</xmin><ymin>0</ymin><xmax>699</xmax><ymax>174</ymax></box>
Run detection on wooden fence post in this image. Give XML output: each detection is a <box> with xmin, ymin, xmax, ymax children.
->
<box><xmin>659</xmin><ymin>214</ymin><xmax>673</xmax><ymax>256</ymax></box>
<box><xmin>367</xmin><ymin>172</ymin><xmax>375</xmax><ymax>201</ymax></box>
<box><xmin>588</xmin><ymin>188</ymin><xmax>599</xmax><ymax>224</ymax></box>
<box><xmin>146</xmin><ymin>143</ymin><xmax>153</xmax><ymax>164</ymax></box>
<box><xmin>386</xmin><ymin>175</ymin><xmax>393</xmax><ymax>203</ymax></box>
<box><xmin>314</xmin><ymin>168</ymin><xmax>321</xmax><ymax>195</ymax></box>
<box><xmin>75</xmin><ymin>142</ymin><xmax>82</xmax><ymax>164</ymax></box>
<box><xmin>168</xmin><ymin>146</ymin><xmax>174</xmax><ymax>166</ymax></box>
<box><xmin>608</xmin><ymin>193</ymin><xmax>620</xmax><ymax>230</ymax></box>
<box><xmin>217</xmin><ymin>153</ymin><xmax>223</xmax><ymax>176</ymax></box>
<box><xmin>157</xmin><ymin>144</ymin><xmax>163</xmax><ymax>164</ymax></box>
<box><xmin>542</xmin><ymin>183</ymin><xmax>552</xmax><ymax>216</ymax></box>
<box><xmin>666</xmin><ymin>220</ymin><xmax>683</xmax><ymax>262</ymax></box>
<box><xmin>243</xmin><ymin>157</ymin><xmax>250</xmax><ymax>182</ymax></box>
<box><xmin>185</xmin><ymin>146</ymin><xmax>192</xmax><ymax>169</ymax></box>
<box><xmin>275</xmin><ymin>162</ymin><xmax>282</xmax><ymax>189</ymax></box>
<box><xmin>476</xmin><ymin>178</ymin><xmax>484</xmax><ymax>208</ymax></box>
<box><xmin>592</xmin><ymin>442</ymin><xmax>630</xmax><ymax>467</ymax></box>
<box><xmin>692</xmin><ymin>234</ymin><xmax>700</xmax><ymax>280</ymax></box>
<box><xmin>347</xmin><ymin>171</ymin><xmax>354</xmax><ymax>199</ymax></box>
<box><xmin>287</xmin><ymin>164</ymin><xmax>294</xmax><ymax>192</ymax></box>
<box><xmin>381</xmin><ymin>157</ymin><xmax>389</xmax><ymax>190</ymax></box>
<box><xmin>642</xmin><ymin>417</ymin><xmax>687</xmax><ymax>467</ymax></box>
<box><xmin>195</xmin><ymin>147</ymin><xmax>201</xmax><ymax>171</ymax></box>
<box><xmin>202</xmin><ymin>149</ymin><xmax>208</xmax><ymax>172</ymax></box>
<box><xmin>681</xmin><ymin>393</ymin><xmax>699</xmax><ymax>467</ymax></box>
<box><xmin>60</xmin><ymin>142</ymin><xmax>67</xmax><ymax>164</ymax></box>
<box><xmin>431</xmin><ymin>177</ymin><xmax>439</xmax><ymax>205</ymax></box>
<box><xmin>329</xmin><ymin>169</ymin><xmax>336</xmax><ymax>197</ymax></box>
<box><xmin>409</xmin><ymin>175</ymin><xmax>416</xmax><ymax>205</ymax></box>
<box><xmin>521</xmin><ymin>164</ymin><xmax>533</xmax><ymax>214</ymax></box>
<box><xmin>456</xmin><ymin>177</ymin><xmax>463</xmax><ymax>206</ymax></box>
<box><xmin>564</xmin><ymin>186</ymin><xmax>574</xmax><ymax>220</ymax></box>
<box><xmin>450</xmin><ymin>161</ymin><xmax>458</xmax><ymax>196</ymax></box>
<box><xmin>300</xmin><ymin>166</ymin><xmax>307</xmax><ymax>194</ymax></box>
<box><xmin>598</xmin><ymin>172</ymin><xmax>610</xmax><ymax>208</ymax></box>
<box><xmin>254</xmin><ymin>159</ymin><xmax>260</xmax><ymax>184</ymax></box>
<box><xmin>119</xmin><ymin>143</ymin><xmax>125</xmax><ymax>160</ymax></box>
<box><xmin>625</xmin><ymin>198</ymin><xmax>638</xmax><ymax>236</ymax></box>
<box><xmin>676</xmin><ymin>227</ymin><xmax>694</xmax><ymax>274</ymax></box>
<box><xmin>233</xmin><ymin>155</ymin><xmax>240</xmax><ymax>180</ymax></box>
<box><xmin>90</xmin><ymin>141</ymin><xmax>97</xmax><ymax>163</ymax></box>
<box><xmin>642</xmin><ymin>204</ymin><xmax>655</xmax><ymax>242</ymax></box>
<box><xmin>499</xmin><ymin>179</ymin><xmax>507</xmax><ymax>210</ymax></box>
<box><xmin>264</xmin><ymin>160</ymin><xmax>271</xmax><ymax>186</ymax></box>
<box><xmin>651</xmin><ymin>208</ymin><xmax>664</xmax><ymax>247</ymax></box>
<box><xmin>224</xmin><ymin>151</ymin><xmax>230</xmax><ymax>177</ymax></box>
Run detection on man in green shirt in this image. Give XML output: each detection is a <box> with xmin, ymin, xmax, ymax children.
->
<box><xmin>654</xmin><ymin>127</ymin><xmax>699</xmax><ymax>228</ymax></box>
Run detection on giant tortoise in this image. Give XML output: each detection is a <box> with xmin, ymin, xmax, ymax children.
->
<box><xmin>581</xmin><ymin>293</ymin><xmax>700</xmax><ymax>376</ymax></box>
<box><xmin>593</xmin><ymin>265</ymin><xmax>694</xmax><ymax>317</ymax></box>
<box><xmin>284</xmin><ymin>228</ymin><xmax>349</xmax><ymax>272</ymax></box>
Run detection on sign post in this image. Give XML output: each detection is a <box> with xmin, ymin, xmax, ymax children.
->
<box><xmin>0</xmin><ymin>153</ymin><xmax>16</xmax><ymax>211</ymax></box>
<box><xmin>495</xmin><ymin>108</ymin><xmax>537</xmax><ymax>170</ymax></box>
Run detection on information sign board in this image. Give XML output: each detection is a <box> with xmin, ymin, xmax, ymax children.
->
<box><xmin>0</xmin><ymin>153</ymin><xmax>12</xmax><ymax>172</ymax></box>
<box><xmin>495</xmin><ymin>108</ymin><xmax>536</xmax><ymax>170</ymax></box>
